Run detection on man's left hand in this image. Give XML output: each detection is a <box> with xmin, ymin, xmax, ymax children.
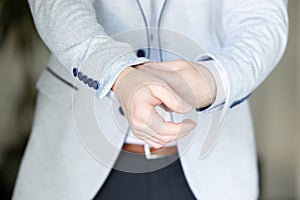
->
<box><xmin>137</xmin><ymin>59</ymin><xmax>217</xmax><ymax>109</ymax></box>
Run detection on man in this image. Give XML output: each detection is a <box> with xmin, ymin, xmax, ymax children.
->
<box><xmin>13</xmin><ymin>0</ymin><xmax>288</xmax><ymax>199</ymax></box>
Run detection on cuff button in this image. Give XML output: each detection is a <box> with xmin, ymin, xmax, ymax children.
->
<box><xmin>87</xmin><ymin>78</ymin><xmax>93</xmax><ymax>87</ymax></box>
<box><xmin>82</xmin><ymin>75</ymin><xmax>88</xmax><ymax>84</ymax></box>
<box><xmin>92</xmin><ymin>81</ymin><xmax>99</xmax><ymax>90</ymax></box>
<box><xmin>78</xmin><ymin>72</ymin><xmax>83</xmax><ymax>80</ymax></box>
<box><xmin>136</xmin><ymin>49</ymin><xmax>146</xmax><ymax>57</ymax></box>
<box><xmin>119</xmin><ymin>107</ymin><xmax>124</xmax><ymax>116</ymax></box>
<box><xmin>72</xmin><ymin>68</ymin><xmax>78</xmax><ymax>77</ymax></box>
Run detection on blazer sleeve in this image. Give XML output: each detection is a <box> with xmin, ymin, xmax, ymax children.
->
<box><xmin>198</xmin><ymin>0</ymin><xmax>289</xmax><ymax>108</ymax></box>
<box><xmin>28</xmin><ymin>0</ymin><xmax>149</xmax><ymax>99</ymax></box>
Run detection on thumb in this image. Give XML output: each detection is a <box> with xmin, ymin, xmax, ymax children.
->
<box><xmin>149</xmin><ymin>84</ymin><xmax>193</xmax><ymax>113</ymax></box>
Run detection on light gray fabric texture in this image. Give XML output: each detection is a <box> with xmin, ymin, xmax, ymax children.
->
<box><xmin>13</xmin><ymin>0</ymin><xmax>288</xmax><ymax>199</ymax></box>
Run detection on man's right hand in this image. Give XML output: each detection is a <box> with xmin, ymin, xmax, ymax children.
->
<box><xmin>112</xmin><ymin>66</ymin><xmax>196</xmax><ymax>148</ymax></box>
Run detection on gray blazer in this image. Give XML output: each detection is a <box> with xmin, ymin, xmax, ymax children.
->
<box><xmin>13</xmin><ymin>0</ymin><xmax>288</xmax><ymax>199</ymax></box>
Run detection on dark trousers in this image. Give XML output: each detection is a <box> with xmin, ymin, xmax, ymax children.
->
<box><xmin>93</xmin><ymin>151</ymin><xmax>196</xmax><ymax>200</ymax></box>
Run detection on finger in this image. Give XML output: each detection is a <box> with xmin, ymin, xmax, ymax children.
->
<box><xmin>149</xmin><ymin>84</ymin><xmax>193</xmax><ymax>113</ymax></box>
<box><xmin>135</xmin><ymin>108</ymin><xmax>197</xmax><ymax>144</ymax></box>
<box><xmin>159</xmin><ymin>104</ymin><xmax>172</xmax><ymax>112</ymax></box>
<box><xmin>132</xmin><ymin>107</ymin><xmax>196</xmax><ymax>144</ymax></box>
<box><xmin>138</xmin><ymin>66</ymin><xmax>198</xmax><ymax>107</ymax></box>
<box><xmin>141</xmin><ymin>105</ymin><xmax>194</xmax><ymax>135</ymax></box>
<box><xmin>127</xmin><ymin>99</ymin><xmax>168</xmax><ymax>143</ymax></box>
<box><xmin>138</xmin><ymin>65</ymin><xmax>179</xmax><ymax>86</ymax></box>
<box><xmin>135</xmin><ymin>121</ymin><xmax>194</xmax><ymax>146</ymax></box>
<box><xmin>131</xmin><ymin>103</ymin><xmax>165</xmax><ymax>133</ymax></box>
<box><xmin>133</xmin><ymin>129</ymin><xmax>165</xmax><ymax>145</ymax></box>
<box><xmin>157</xmin><ymin>119</ymin><xmax>196</xmax><ymax>136</ymax></box>
<box><xmin>148</xmin><ymin>120</ymin><xmax>196</xmax><ymax>146</ymax></box>
<box><xmin>143</xmin><ymin>138</ymin><xmax>164</xmax><ymax>149</ymax></box>
<box><xmin>152</xmin><ymin>129</ymin><xmax>192</xmax><ymax>145</ymax></box>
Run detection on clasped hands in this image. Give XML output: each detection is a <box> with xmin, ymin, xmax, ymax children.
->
<box><xmin>112</xmin><ymin>59</ymin><xmax>216</xmax><ymax>148</ymax></box>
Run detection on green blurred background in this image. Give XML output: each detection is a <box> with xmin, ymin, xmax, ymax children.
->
<box><xmin>0</xmin><ymin>0</ymin><xmax>299</xmax><ymax>199</ymax></box>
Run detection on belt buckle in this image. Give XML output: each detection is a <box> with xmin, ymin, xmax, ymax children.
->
<box><xmin>144</xmin><ymin>144</ymin><xmax>164</xmax><ymax>160</ymax></box>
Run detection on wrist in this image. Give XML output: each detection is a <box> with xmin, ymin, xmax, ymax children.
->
<box><xmin>194</xmin><ymin>64</ymin><xmax>217</xmax><ymax>107</ymax></box>
<box><xmin>112</xmin><ymin>66</ymin><xmax>135</xmax><ymax>92</ymax></box>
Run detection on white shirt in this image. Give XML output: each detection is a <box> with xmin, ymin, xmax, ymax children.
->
<box><xmin>124</xmin><ymin>0</ymin><xmax>228</xmax><ymax>146</ymax></box>
<box><xmin>125</xmin><ymin>0</ymin><xmax>177</xmax><ymax>145</ymax></box>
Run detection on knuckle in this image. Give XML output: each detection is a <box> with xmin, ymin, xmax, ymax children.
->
<box><xmin>168</xmin><ymin>95</ymin><xmax>180</xmax><ymax>109</ymax></box>
<box><xmin>163</xmin><ymin>138</ymin><xmax>172</xmax><ymax>144</ymax></box>
<box><xmin>131</xmin><ymin>129</ymin><xmax>143</xmax><ymax>138</ymax></box>
<box><xmin>158</xmin><ymin>136</ymin><xmax>172</xmax><ymax>144</ymax></box>
<box><xmin>130</xmin><ymin>119</ymin><xmax>141</xmax><ymax>129</ymax></box>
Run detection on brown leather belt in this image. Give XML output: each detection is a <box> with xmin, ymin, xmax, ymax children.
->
<box><xmin>122</xmin><ymin>144</ymin><xmax>178</xmax><ymax>159</ymax></box>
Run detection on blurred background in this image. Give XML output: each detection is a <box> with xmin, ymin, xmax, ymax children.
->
<box><xmin>0</xmin><ymin>0</ymin><xmax>299</xmax><ymax>199</ymax></box>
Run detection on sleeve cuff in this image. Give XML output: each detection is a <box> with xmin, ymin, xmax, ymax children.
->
<box><xmin>78</xmin><ymin>49</ymin><xmax>149</xmax><ymax>99</ymax></box>
<box><xmin>95</xmin><ymin>53</ymin><xmax>149</xmax><ymax>99</ymax></box>
<box><xmin>195</xmin><ymin>57</ymin><xmax>228</xmax><ymax>112</ymax></box>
